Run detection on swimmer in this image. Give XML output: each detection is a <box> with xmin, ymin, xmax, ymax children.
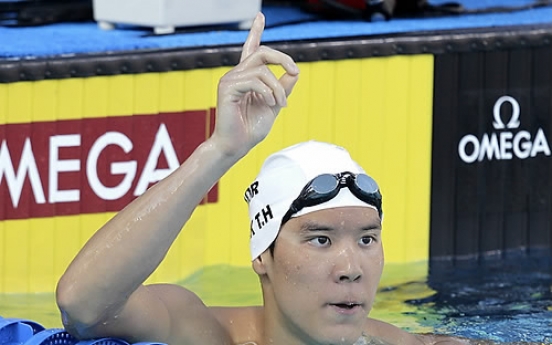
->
<box><xmin>56</xmin><ymin>12</ymin><xmax>485</xmax><ymax>345</ymax></box>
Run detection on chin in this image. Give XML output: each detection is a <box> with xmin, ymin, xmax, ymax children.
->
<box><xmin>321</xmin><ymin>335</ymin><xmax>363</xmax><ymax>345</ymax></box>
<box><xmin>315</xmin><ymin>326</ymin><xmax>364</xmax><ymax>345</ymax></box>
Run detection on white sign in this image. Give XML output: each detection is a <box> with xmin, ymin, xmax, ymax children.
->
<box><xmin>458</xmin><ymin>96</ymin><xmax>551</xmax><ymax>164</ymax></box>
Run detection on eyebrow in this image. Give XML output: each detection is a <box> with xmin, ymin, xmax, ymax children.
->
<box><xmin>299</xmin><ymin>221</ymin><xmax>332</xmax><ymax>233</ymax></box>
<box><xmin>298</xmin><ymin>220</ymin><xmax>382</xmax><ymax>233</ymax></box>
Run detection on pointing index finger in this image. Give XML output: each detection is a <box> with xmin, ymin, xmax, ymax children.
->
<box><xmin>240</xmin><ymin>12</ymin><xmax>265</xmax><ymax>63</ymax></box>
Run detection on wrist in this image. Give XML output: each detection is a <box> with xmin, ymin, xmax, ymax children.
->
<box><xmin>203</xmin><ymin>135</ymin><xmax>251</xmax><ymax>163</ymax></box>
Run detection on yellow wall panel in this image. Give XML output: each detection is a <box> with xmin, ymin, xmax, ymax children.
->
<box><xmin>0</xmin><ymin>84</ymin><xmax>5</xmax><ymax>293</ymax></box>
<box><xmin>358</xmin><ymin>58</ymin><xmax>386</xmax><ymax>179</ymax></box>
<box><xmin>29</xmin><ymin>217</ymin><xmax>55</xmax><ymax>291</ymax></box>
<box><xmin>250</xmin><ymin>56</ymin><xmax>433</xmax><ymax>263</ymax></box>
<box><xmin>173</xmin><ymin>206</ymin><xmax>208</xmax><ymax>282</ymax></box>
<box><xmin>133</xmin><ymin>73</ymin><xmax>160</xmax><ymax>115</ymax></box>
<box><xmin>58</xmin><ymin>79</ymin><xmax>84</xmax><ymax>121</ymax></box>
<box><xmin>381</xmin><ymin>57</ymin><xmax>410</xmax><ymax>263</ymax></box>
<box><xmin>216</xmin><ymin>161</ymin><xmax>251</xmax><ymax>267</ymax></box>
<box><xmin>404</xmin><ymin>56</ymin><xmax>434</xmax><ymax>262</ymax></box>
<box><xmin>159</xmin><ymin>72</ymin><xmax>184</xmax><ymax>113</ymax></box>
<box><xmin>174</xmin><ymin>202</ymin><xmax>207</xmax><ymax>282</ymax></box>
<box><xmin>182</xmin><ymin>69</ymin><xmax>213</xmax><ymax>110</ymax></box>
<box><xmin>333</xmin><ymin>59</ymin><xmax>362</xmax><ymax>151</ymax></box>
<box><xmin>1</xmin><ymin>55</ymin><xmax>434</xmax><ymax>293</ymax></box>
<box><xmin>0</xmin><ymin>84</ymin><xmax>8</xmax><ymax>122</ymax></box>
<box><xmin>278</xmin><ymin>62</ymin><xmax>311</xmax><ymax>148</ymax></box>
<box><xmin>4</xmin><ymin>219</ymin><xmax>30</xmax><ymax>292</ymax></box>
<box><xmin>32</xmin><ymin>81</ymin><xmax>58</xmax><ymax>122</ymax></box>
<box><xmin>7</xmin><ymin>82</ymin><xmax>33</xmax><ymax>124</ymax></box>
<box><xmin>204</xmin><ymin>68</ymin><xmax>232</xmax><ymax>268</ymax></box>
<box><xmin>83</xmin><ymin>77</ymin><xmax>109</xmax><ymax>119</ymax></box>
<box><xmin>0</xmin><ymin>221</ymin><xmax>5</xmax><ymax>293</ymax></box>
<box><xmin>195</xmin><ymin>55</ymin><xmax>434</xmax><ymax>267</ymax></box>
<box><xmin>107</xmin><ymin>75</ymin><xmax>135</xmax><ymax>117</ymax></box>
<box><xmin>308</xmin><ymin>61</ymin><xmax>336</xmax><ymax>143</ymax></box>
<box><xmin>53</xmin><ymin>215</ymin><xmax>82</xmax><ymax>287</ymax></box>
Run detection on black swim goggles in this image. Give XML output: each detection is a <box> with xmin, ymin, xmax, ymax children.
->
<box><xmin>281</xmin><ymin>171</ymin><xmax>382</xmax><ymax>225</ymax></box>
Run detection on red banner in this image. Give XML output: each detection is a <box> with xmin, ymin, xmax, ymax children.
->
<box><xmin>0</xmin><ymin>110</ymin><xmax>217</xmax><ymax>220</ymax></box>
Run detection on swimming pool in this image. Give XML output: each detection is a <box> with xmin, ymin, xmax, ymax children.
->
<box><xmin>1</xmin><ymin>249</ymin><xmax>550</xmax><ymax>343</ymax></box>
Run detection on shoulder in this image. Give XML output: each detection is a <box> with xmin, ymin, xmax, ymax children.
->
<box><xmin>146</xmin><ymin>285</ymin><xmax>264</xmax><ymax>344</ymax></box>
<box><xmin>209</xmin><ymin>305</ymin><xmax>264</xmax><ymax>345</ymax></box>
<box><xmin>138</xmin><ymin>284</ymin><xmax>233</xmax><ymax>344</ymax></box>
<box><xmin>62</xmin><ymin>284</ymin><xmax>234</xmax><ymax>344</ymax></box>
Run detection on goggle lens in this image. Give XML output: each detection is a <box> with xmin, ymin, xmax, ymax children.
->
<box><xmin>309</xmin><ymin>174</ymin><xmax>339</xmax><ymax>194</ymax></box>
<box><xmin>355</xmin><ymin>174</ymin><xmax>379</xmax><ymax>194</ymax></box>
<box><xmin>283</xmin><ymin>172</ymin><xmax>382</xmax><ymax>225</ymax></box>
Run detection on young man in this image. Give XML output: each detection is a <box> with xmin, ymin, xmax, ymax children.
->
<box><xmin>56</xmin><ymin>13</ymin><xmax>467</xmax><ymax>345</ymax></box>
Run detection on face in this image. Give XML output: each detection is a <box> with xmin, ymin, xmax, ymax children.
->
<box><xmin>255</xmin><ymin>206</ymin><xmax>384</xmax><ymax>345</ymax></box>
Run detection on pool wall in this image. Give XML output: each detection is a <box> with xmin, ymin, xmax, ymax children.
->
<box><xmin>430</xmin><ymin>46</ymin><xmax>552</xmax><ymax>259</ymax></box>
<box><xmin>1</xmin><ymin>22</ymin><xmax>551</xmax><ymax>295</ymax></box>
<box><xmin>0</xmin><ymin>56</ymin><xmax>434</xmax><ymax>293</ymax></box>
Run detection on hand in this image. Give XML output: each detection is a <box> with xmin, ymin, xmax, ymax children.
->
<box><xmin>212</xmin><ymin>12</ymin><xmax>300</xmax><ymax>158</ymax></box>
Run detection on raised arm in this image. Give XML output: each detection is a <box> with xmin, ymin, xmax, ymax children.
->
<box><xmin>56</xmin><ymin>12</ymin><xmax>299</xmax><ymax>344</ymax></box>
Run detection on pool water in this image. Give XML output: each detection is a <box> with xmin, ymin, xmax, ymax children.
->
<box><xmin>411</xmin><ymin>249</ymin><xmax>552</xmax><ymax>343</ymax></box>
<box><xmin>1</xmin><ymin>250</ymin><xmax>550</xmax><ymax>343</ymax></box>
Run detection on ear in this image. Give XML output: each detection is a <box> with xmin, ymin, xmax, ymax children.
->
<box><xmin>252</xmin><ymin>254</ymin><xmax>268</xmax><ymax>275</ymax></box>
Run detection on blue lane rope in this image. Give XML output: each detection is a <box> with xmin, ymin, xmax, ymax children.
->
<box><xmin>0</xmin><ymin>317</ymin><xmax>166</xmax><ymax>345</ymax></box>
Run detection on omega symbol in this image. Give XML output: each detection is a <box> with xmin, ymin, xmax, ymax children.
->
<box><xmin>492</xmin><ymin>96</ymin><xmax>520</xmax><ymax>130</ymax></box>
<box><xmin>457</xmin><ymin>95</ymin><xmax>551</xmax><ymax>164</ymax></box>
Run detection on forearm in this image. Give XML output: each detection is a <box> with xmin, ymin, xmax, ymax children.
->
<box><xmin>56</xmin><ymin>11</ymin><xmax>299</xmax><ymax>338</ymax></box>
<box><xmin>56</xmin><ymin>138</ymin><xmax>242</xmax><ymax>324</ymax></box>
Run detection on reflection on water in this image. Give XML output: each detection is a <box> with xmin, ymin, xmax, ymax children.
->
<box><xmin>0</xmin><ymin>250</ymin><xmax>550</xmax><ymax>343</ymax></box>
<box><xmin>409</xmin><ymin>249</ymin><xmax>552</xmax><ymax>343</ymax></box>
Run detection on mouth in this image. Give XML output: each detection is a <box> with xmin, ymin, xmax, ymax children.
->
<box><xmin>329</xmin><ymin>302</ymin><xmax>364</xmax><ymax>315</ymax></box>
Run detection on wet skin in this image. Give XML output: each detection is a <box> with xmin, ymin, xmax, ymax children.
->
<box><xmin>254</xmin><ymin>206</ymin><xmax>384</xmax><ymax>345</ymax></box>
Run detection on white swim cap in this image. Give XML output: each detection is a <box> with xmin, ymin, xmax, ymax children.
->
<box><xmin>245</xmin><ymin>141</ymin><xmax>381</xmax><ymax>260</ymax></box>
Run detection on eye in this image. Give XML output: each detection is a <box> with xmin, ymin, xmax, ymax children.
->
<box><xmin>309</xmin><ymin>236</ymin><xmax>331</xmax><ymax>247</ymax></box>
<box><xmin>359</xmin><ymin>236</ymin><xmax>374</xmax><ymax>246</ymax></box>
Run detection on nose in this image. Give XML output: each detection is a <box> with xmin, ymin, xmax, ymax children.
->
<box><xmin>332</xmin><ymin>245</ymin><xmax>362</xmax><ymax>283</ymax></box>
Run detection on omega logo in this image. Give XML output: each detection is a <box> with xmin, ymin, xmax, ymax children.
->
<box><xmin>492</xmin><ymin>96</ymin><xmax>520</xmax><ymax>130</ymax></box>
<box><xmin>458</xmin><ymin>96</ymin><xmax>551</xmax><ymax>164</ymax></box>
